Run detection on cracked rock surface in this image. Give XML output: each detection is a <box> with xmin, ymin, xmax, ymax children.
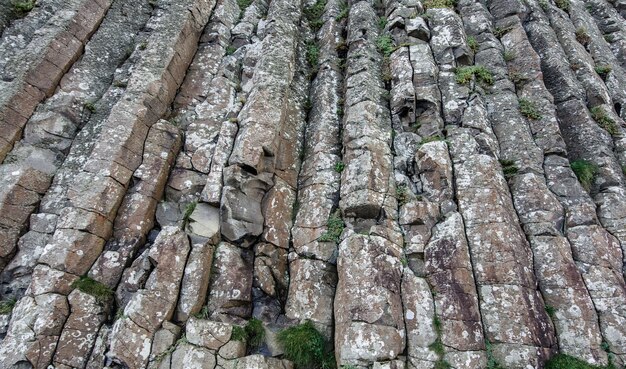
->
<box><xmin>1</xmin><ymin>0</ymin><xmax>626</xmax><ymax>368</ymax></box>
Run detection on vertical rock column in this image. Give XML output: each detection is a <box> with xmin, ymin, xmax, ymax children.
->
<box><xmin>0</xmin><ymin>0</ymin><xmax>113</xmax><ymax>161</ymax></box>
<box><xmin>285</xmin><ymin>0</ymin><xmax>344</xmax><ymax>335</ymax></box>
<box><xmin>207</xmin><ymin>0</ymin><xmax>303</xmax><ymax>324</ymax></box>
<box><xmin>0</xmin><ymin>0</ymin><xmax>216</xmax><ymax>367</ymax></box>
<box><xmin>0</xmin><ymin>0</ymin><xmax>154</xmax><ymax>275</ymax></box>
<box><xmin>568</xmin><ymin>0</ymin><xmax>626</xmax><ymax>122</ymax></box>
<box><xmin>428</xmin><ymin>6</ymin><xmax>557</xmax><ymax>368</ymax></box>
<box><xmin>524</xmin><ymin>0</ymin><xmax>626</xmax><ymax>276</ymax></box>
<box><xmin>464</xmin><ymin>0</ymin><xmax>608</xmax><ymax>364</ymax></box>
<box><xmin>334</xmin><ymin>2</ymin><xmax>405</xmax><ymax>367</ymax></box>
<box><xmin>384</xmin><ymin>1</ymin><xmax>487</xmax><ymax>367</ymax></box>
<box><xmin>520</xmin><ymin>0</ymin><xmax>626</xmax><ymax>363</ymax></box>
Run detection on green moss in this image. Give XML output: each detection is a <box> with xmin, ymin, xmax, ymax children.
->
<box><xmin>590</xmin><ymin>106</ymin><xmax>618</xmax><ymax>136</ymax></box>
<box><xmin>335</xmin><ymin>2</ymin><xmax>349</xmax><ymax>21</ymax></box>
<box><xmin>183</xmin><ymin>201</ymin><xmax>197</xmax><ymax>224</ymax></box>
<box><xmin>545</xmin><ymin>304</ymin><xmax>556</xmax><ymax>318</ymax></box>
<box><xmin>555</xmin><ymin>0</ymin><xmax>570</xmax><ymax>11</ymax></box>
<box><xmin>113</xmin><ymin>80</ymin><xmax>128</xmax><ymax>88</ymax></box>
<box><xmin>84</xmin><ymin>102</ymin><xmax>97</xmax><ymax>113</ymax></box>
<box><xmin>244</xmin><ymin>318</ymin><xmax>265</xmax><ymax>349</ymax></box>
<box><xmin>545</xmin><ymin>353</ymin><xmax>615</xmax><ymax>369</ymax></box>
<box><xmin>231</xmin><ymin>325</ymin><xmax>247</xmax><ymax>341</ymax></box>
<box><xmin>277</xmin><ymin>321</ymin><xmax>336</xmax><ymax>369</ymax></box>
<box><xmin>575</xmin><ymin>27</ymin><xmax>590</xmax><ymax>45</ymax></box>
<box><xmin>378</xmin><ymin>16</ymin><xmax>388</xmax><ymax>30</ymax></box>
<box><xmin>193</xmin><ymin>305</ymin><xmax>209</xmax><ymax>319</ymax></box>
<box><xmin>304</xmin><ymin>0</ymin><xmax>327</xmax><ymax>32</ymax></box>
<box><xmin>455</xmin><ymin>66</ymin><xmax>494</xmax><ymax>86</ymax></box>
<box><xmin>519</xmin><ymin>98</ymin><xmax>543</xmax><ymax>120</ymax></box>
<box><xmin>237</xmin><ymin>0</ymin><xmax>253</xmax><ymax>13</ymax></box>
<box><xmin>71</xmin><ymin>276</ymin><xmax>113</xmax><ymax>304</ymax></box>
<box><xmin>485</xmin><ymin>340</ymin><xmax>506</xmax><ymax>369</ymax></box>
<box><xmin>318</xmin><ymin>211</ymin><xmax>344</xmax><ymax>243</ymax></box>
<box><xmin>493</xmin><ymin>26</ymin><xmax>512</xmax><ymax>38</ymax></box>
<box><xmin>503</xmin><ymin>50</ymin><xmax>516</xmax><ymax>62</ymax></box>
<box><xmin>334</xmin><ymin>162</ymin><xmax>345</xmax><ymax>173</ymax></box>
<box><xmin>423</xmin><ymin>0</ymin><xmax>457</xmax><ymax>9</ymax></box>
<box><xmin>420</xmin><ymin>135</ymin><xmax>444</xmax><ymax>145</ymax></box>
<box><xmin>0</xmin><ymin>299</ymin><xmax>16</xmax><ymax>315</ymax></box>
<box><xmin>12</xmin><ymin>0</ymin><xmax>35</xmax><ymax>13</ymax></box>
<box><xmin>571</xmin><ymin>159</ymin><xmax>598</xmax><ymax>191</ymax></box>
<box><xmin>595</xmin><ymin>65</ymin><xmax>612</xmax><ymax>79</ymax></box>
<box><xmin>429</xmin><ymin>338</ymin><xmax>445</xmax><ymax>356</ymax></box>
<box><xmin>434</xmin><ymin>360</ymin><xmax>452</xmax><ymax>369</ymax></box>
<box><xmin>396</xmin><ymin>185</ymin><xmax>410</xmax><ymax>206</ymax></box>
<box><xmin>376</xmin><ymin>35</ymin><xmax>396</xmax><ymax>57</ymax></box>
<box><xmin>500</xmin><ymin>159</ymin><xmax>519</xmax><ymax>179</ymax></box>
<box><xmin>306</xmin><ymin>42</ymin><xmax>320</xmax><ymax>69</ymax></box>
<box><xmin>467</xmin><ymin>36</ymin><xmax>479</xmax><ymax>52</ymax></box>
<box><xmin>226</xmin><ymin>46</ymin><xmax>237</xmax><ymax>55</ymax></box>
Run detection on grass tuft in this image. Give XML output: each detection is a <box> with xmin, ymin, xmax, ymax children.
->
<box><xmin>376</xmin><ymin>35</ymin><xmax>396</xmax><ymax>57</ymax></box>
<box><xmin>306</xmin><ymin>42</ymin><xmax>320</xmax><ymax>69</ymax></box>
<box><xmin>396</xmin><ymin>185</ymin><xmax>410</xmax><ymax>206</ymax></box>
<box><xmin>590</xmin><ymin>106</ymin><xmax>618</xmax><ymax>136</ymax></box>
<box><xmin>182</xmin><ymin>201</ymin><xmax>197</xmax><ymax>226</ymax></box>
<box><xmin>423</xmin><ymin>0</ymin><xmax>457</xmax><ymax>9</ymax></box>
<box><xmin>12</xmin><ymin>0</ymin><xmax>35</xmax><ymax>13</ymax></box>
<box><xmin>318</xmin><ymin>211</ymin><xmax>344</xmax><ymax>243</ymax></box>
<box><xmin>594</xmin><ymin>65</ymin><xmax>612</xmax><ymax>79</ymax></box>
<box><xmin>467</xmin><ymin>36</ymin><xmax>479</xmax><ymax>52</ymax></box>
<box><xmin>277</xmin><ymin>321</ymin><xmax>336</xmax><ymax>369</ymax></box>
<box><xmin>244</xmin><ymin>318</ymin><xmax>265</xmax><ymax>349</ymax></box>
<box><xmin>500</xmin><ymin>159</ymin><xmax>519</xmax><ymax>179</ymax></box>
<box><xmin>335</xmin><ymin>2</ymin><xmax>348</xmax><ymax>21</ymax></box>
<box><xmin>84</xmin><ymin>102</ymin><xmax>97</xmax><ymax>113</ymax></box>
<box><xmin>545</xmin><ymin>353</ymin><xmax>616</xmax><ymax>369</ymax></box>
<box><xmin>455</xmin><ymin>66</ymin><xmax>493</xmax><ymax>86</ymax></box>
<box><xmin>555</xmin><ymin>0</ymin><xmax>570</xmax><ymax>11</ymax></box>
<box><xmin>420</xmin><ymin>135</ymin><xmax>444</xmax><ymax>145</ymax></box>
<box><xmin>519</xmin><ymin>98</ymin><xmax>543</xmax><ymax>120</ymax></box>
<box><xmin>0</xmin><ymin>299</ymin><xmax>17</xmax><ymax>315</ymax></box>
<box><xmin>571</xmin><ymin>159</ymin><xmax>598</xmax><ymax>191</ymax></box>
<box><xmin>304</xmin><ymin>0</ymin><xmax>327</xmax><ymax>32</ymax></box>
<box><xmin>575</xmin><ymin>27</ymin><xmax>590</xmax><ymax>45</ymax></box>
<box><xmin>71</xmin><ymin>276</ymin><xmax>113</xmax><ymax>304</ymax></box>
<box><xmin>237</xmin><ymin>0</ymin><xmax>253</xmax><ymax>13</ymax></box>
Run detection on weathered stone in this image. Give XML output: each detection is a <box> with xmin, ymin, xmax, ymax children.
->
<box><xmin>207</xmin><ymin>242</ymin><xmax>253</xmax><ymax>322</ymax></box>
<box><xmin>186</xmin><ymin>203</ymin><xmax>221</xmax><ymax>243</ymax></box>
<box><xmin>171</xmin><ymin>342</ymin><xmax>217</xmax><ymax>369</ymax></box>
<box><xmin>186</xmin><ymin>317</ymin><xmax>233</xmax><ymax>350</ymax></box>
<box><xmin>53</xmin><ymin>290</ymin><xmax>107</xmax><ymax>368</ymax></box>
<box><xmin>108</xmin><ymin>227</ymin><xmax>191</xmax><ymax>368</ymax></box>
<box><xmin>285</xmin><ymin>258</ymin><xmax>337</xmax><ymax>327</ymax></box>
<box><xmin>221</xmin><ymin>166</ymin><xmax>272</xmax><ymax>246</ymax></box>
<box><xmin>176</xmin><ymin>243</ymin><xmax>214</xmax><ymax>322</ymax></box>
<box><xmin>335</xmin><ymin>235</ymin><xmax>405</xmax><ymax>366</ymax></box>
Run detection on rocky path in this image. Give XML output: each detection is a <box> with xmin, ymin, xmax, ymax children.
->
<box><xmin>0</xmin><ymin>0</ymin><xmax>625</xmax><ymax>368</ymax></box>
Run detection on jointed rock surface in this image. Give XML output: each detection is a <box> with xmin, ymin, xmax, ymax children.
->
<box><xmin>1</xmin><ymin>0</ymin><xmax>626</xmax><ymax>368</ymax></box>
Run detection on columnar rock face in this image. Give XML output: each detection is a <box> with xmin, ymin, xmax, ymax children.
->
<box><xmin>1</xmin><ymin>0</ymin><xmax>626</xmax><ymax>368</ymax></box>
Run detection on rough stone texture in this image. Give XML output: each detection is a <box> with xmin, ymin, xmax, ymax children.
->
<box><xmin>1</xmin><ymin>0</ymin><xmax>626</xmax><ymax>367</ymax></box>
<box><xmin>108</xmin><ymin>227</ymin><xmax>190</xmax><ymax>368</ymax></box>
